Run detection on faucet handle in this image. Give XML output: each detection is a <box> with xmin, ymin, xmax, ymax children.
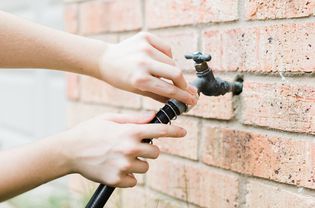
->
<box><xmin>185</xmin><ymin>51</ymin><xmax>211</xmax><ymax>64</ymax></box>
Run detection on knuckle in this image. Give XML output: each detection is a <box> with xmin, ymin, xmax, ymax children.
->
<box><xmin>138</xmin><ymin>32</ymin><xmax>151</xmax><ymax>41</ymax></box>
<box><xmin>161</xmin><ymin>130</ymin><xmax>168</xmax><ymax>137</ymax></box>
<box><xmin>173</xmin><ymin>69</ymin><xmax>183</xmax><ymax>80</ymax></box>
<box><xmin>167</xmin><ymin>87</ymin><xmax>177</xmax><ymax>97</ymax></box>
<box><xmin>125</xmin><ymin>146</ymin><xmax>140</xmax><ymax>157</ymax></box>
<box><xmin>132</xmin><ymin>74</ymin><xmax>150</xmax><ymax>90</ymax></box>
<box><xmin>126</xmin><ymin>125</ymin><xmax>141</xmax><ymax>138</ymax></box>
<box><xmin>140</xmin><ymin>44</ymin><xmax>153</xmax><ymax>55</ymax></box>
<box><xmin>131</xmin><ymin>130</ymin><xmax>142</xmax><ymax>139</ymax></box>
<box><xmin>125</xmin><ymin>125</ymin><xmax>137</xmax><ymax>136</ymax></box>
<box><xmin>158</xmin><ymin>126</ymin><xmax>168</xmax><ymax>137</ymax></box>
<box><xmin>152</xmin><ymin>146</ymin><xmax>160</xmax><ymax>159</ymax></box>
<box><xmin>135</xmin><ymin>55</ymin><xmax>149</xmax><ymax>68</ymax></box>
<box><xmin>167</xmin><ymin>48</ymin><xmax>173</xmax><ymax>56</ymax></box>
<box><xmin>107</xmin><ymin>175</ymin><xmax>121</xmax><ymax>186</ymax></box>
<box><xmin>120</xmin><ymin>161</ymin><xmax>132</xmax><ymax>172</ymax></box>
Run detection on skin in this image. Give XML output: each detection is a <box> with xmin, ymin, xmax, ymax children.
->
<box><xmin>0</xmin><ymin>11</ymin><xmax>197</xmax><ymax>201</ymax></box>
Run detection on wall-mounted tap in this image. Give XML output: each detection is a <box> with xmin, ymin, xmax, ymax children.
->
<box><xmin>85</xmin><ymin>51</ymin><xmax>244</xmax><ymax>208</ymax></box>
<box><xmin>186</xmin><ymin>51</ymin><xmax>243</xmax><ymax>96</ymax></box>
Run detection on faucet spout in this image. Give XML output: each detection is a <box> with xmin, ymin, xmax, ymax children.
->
<box><xmin>186</xmin><ymin>52</ymin><xmax>243</xmax><ymax>96</ymax></box>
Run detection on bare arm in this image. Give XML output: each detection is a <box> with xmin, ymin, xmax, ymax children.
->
<box><xmin>0</xmin><ymin>10</ymin><xmax>197</xmax><ymax>104</ymax></box>
<box><xmin>0</xmin><ymin>11</ymin><xmax>105</xmax><ymax>78</ymax></box>
<box><xmin>0</xmin><ymin>11</ymin><xmax>195</xmax><ymax>201</ymax></box>
<box><xmin>0</xmin><ymin>113</ymin><xmax>186</xmax><ymax>201</ymax></box>
<box><xmin>0</xmin><ymin>135</ymin><xmax>70</xmax><ymax>201</ymax></box>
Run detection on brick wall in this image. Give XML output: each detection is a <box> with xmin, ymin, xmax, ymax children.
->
<box><xmin>64</xmin><ymin>0</ymin><xmax>315</xmax><ymax>207</ymax></box>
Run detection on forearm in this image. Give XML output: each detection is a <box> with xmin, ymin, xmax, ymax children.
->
<box><xmin>0</xmin><ymin>11</ymin><xmax>107</xmax><ymax>78</ymax></box>
<box><xmin>0</xmin><ymin>134</ymin><xmax>70</xmax><ymax>201</ymax></box>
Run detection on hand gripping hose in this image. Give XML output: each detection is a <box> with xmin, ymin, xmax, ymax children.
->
<box><xmin>85</xmin><ymin>99</ymin><xmax>188</xmax><ymax>208</ymax></box>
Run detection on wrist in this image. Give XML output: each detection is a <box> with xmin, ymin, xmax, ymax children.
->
<box><xmin>62</xmin><ymin>34</ymin><xmax>109</xmax><ymax>80</ymax></box>
<box><xmin>84</xmin><ymin>38</ymin><xmax>109</xmax><ymax>80</ymax></box>
<box><xmin>40</xmin><ymin>133</ymin><xmax>74</xmax><ymax>176</ymax></box>
<box><xmin>95</xmin><ymin>42</ymin><xmax>115</xmax><ymax>82</ymax></box>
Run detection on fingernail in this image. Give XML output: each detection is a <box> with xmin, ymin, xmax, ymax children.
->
<box><xmin>187</xmin><ymin>85</ymin><xmax>198</xmax><ymax>95</ymax></box>
<box><xmin>180</xmin><ymin>128</ymin><xmax>187</xmax><ymax>136</ymax></box>
<box><xmin>190</xmin><ymin>95</ymin><xmax>198</xmax><ymax>104</ymax></box>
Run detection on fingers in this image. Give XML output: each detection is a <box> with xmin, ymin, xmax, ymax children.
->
<box><xmin>126</xmin><ymin>158</ymin><xmax>150</xmax><ymax>173</ymax></box>
<box><xmin>133</xmin><ymin>32</ymin><xmax>198</xmax><ymax>104</ymax></box>
<box><xmin>139</xmin><ymin>32</ymin><xmax>173</xmax><ymax>58</ymax></box>
<box><xmin>187</xmin><ymin>84</ymin><xmax>198</xmax><ymax>95</ymax></box>
<box><xmin>148</xmin><ymin>59</ymin><xmax>187</xmax><ymax>90</ymax></box>
<box><xmin>134</xmin><ymin>89</ymin><xmax>169</xmax><ymax>103</ymax></box>
<box><xmin>103</xmin><ymin>112</ymin><xmax>155</xmax><ymax>124</ymax></box>
<box><xmin>146</xmin><ymin>45</ymin><xmax>176</xmax><ymax>66</ymax></box>
<box><xmin>131</xmin><ymin>123</ymin><xmax>186</xmax><ymax>140</ymax></box>
<box><xmin>134</xmin><ymin>143</ymin><xmax>160</xmax><ymax>159</ymax></box>
<box><xmin>117</xmin><ymin>174</ymin><xmax>137</xmax><ymax>188</ymax></box>
<box><xmin>137</xmin><ymin>76</ymin><xmax>196</xmax><ymax>105</ymax></box>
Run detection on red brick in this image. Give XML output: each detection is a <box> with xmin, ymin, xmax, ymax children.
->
<box><xmin>64</xmin><ymin>3</ymin><xmax>78</xmax><ymax>33</ymax></box>
<box><xmin>242</xmin><ymin>80</ymin><xmax>315</xmax><ymax>135</ymax></box>
<box><xmin>202</xmin><ymin>23</ymin><xmax>315</xmax><ymax>73</ymax></box>
<box><xmin>202</xmin><ymin>30</ymin><xmax>222</xmax><ymax>72</ymax></box>
<box><xmin>67</xmin><ymin>73</ymin><xmax>80</xmax><ymax>101</ymax></box>
<box><xmin>154</xmin><ymin>116</ymin><xmax>199</xmax><ymax>160</ymax></box>
<box><xmin>187</xmin><ymin>93</ymin><xmax>234</xmax><ymax>120</ymax></box>
<box><xmin>221</xmin><ymin>28</ymin><xmax>259</xmax><ymax>72</ymax></box>
<box><xmin>121</xmin><ymin>187</ymin><xmax>146</xmax><ymax>208</ymax></box>
<box><xmin>80</xmin><ymin>76</ymin><xmax>141</xmax><ymax>109</ymax></box>
<box><xmin>246</xmin><ymin>180</ymin><xmax>315</xmax><ymax>208</ymax></box>
<box><xmin>201</xmin><ymin>127</ymin><xmax>315</xmax><ymax>189</ymax></box>
<box><xmin>146</xmin><ymin>0</ymin><xmax>239</xmax><ymax>29</ymax></box>
<box><xmin>79</xmin><ymin>0</ymin><xmax>142</xmax><ymax>35</ymax></box>
<box><xmin>245</xmin><ymin>0</ymin><xmax>315</xmax><ymax>20</ymax></box>
<box><xmin>142</xmin><ymin>74</ymin><xmax>235</xmax><ymax>120</ymax></box>
<box><xmin>64</xmin><ymin>0</ymin><xmax>81</xmax><ymax>2</ymax></box>
<box><xmin>202</xmin><ymin>28</ymin><xmax>260</xmax><ymax>72</ymax></box>
<box><xmin>311</xmin><ymin>143</ymin><xmax>315</xmax><ymax>183</ymax></box>
<box><xmin>154</xmin><ymin>29</ymin><xmax>198</xmax><ymax>72</ymax></box>
<box><xmin>89</xmin><ymin>34</ymin><xmax>118</xmax><ymax>43</ymax></box>
<box><xmin>259</xmin><ymin>23</ymin><xmax>315</xmax><ymax>73</ymax></box>
<box><xmin>67</xmin><ymin>176</ymin><xmax>120</xmax><ymax>207</ymax></box>
<box><xmin>147</xmin><ymin>156</ymin><xmax>239</xmax><ymax>208</ymax></box>
<box><xmin>121</xmin><ymin>187</ymin><xmax>199</xmax><ymax>208</ymax></box>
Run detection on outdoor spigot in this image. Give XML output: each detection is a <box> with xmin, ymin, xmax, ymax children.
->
<box><xmin>85</xmin><ymin>51</ymin><xmax>244</xmax><ymax>208</ymax></box>
<box><xmin>186</xmin><ymin>51</ymin><xmax>243</xmax><ymax>96</ymax></box>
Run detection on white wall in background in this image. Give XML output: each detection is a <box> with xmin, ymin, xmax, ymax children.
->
<box><xmin>0</xmin><ymin>0</ymin><xmax>66</xmax><ymax>149</ymax></box>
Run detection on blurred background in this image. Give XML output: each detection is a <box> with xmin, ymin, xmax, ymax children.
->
<box><xmin>0</xmin><ymin>0</ymin><xmax>77</xmax><ymax>207</ymax></box>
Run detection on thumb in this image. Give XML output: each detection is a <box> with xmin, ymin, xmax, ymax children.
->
<box><xmin>102</xmin><ymin>112</ymin><xmax>156</xmax><ymax>124</ymax></box>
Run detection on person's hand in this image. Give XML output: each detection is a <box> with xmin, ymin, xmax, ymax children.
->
<box><xmin>98</xmin><ymin>32</ymin><xmax>197</xmax><ymax>105</ymax></box>
<box><xmin>61</xmin><ymin>112</ymin><xmax>186</xmax><ymax>188</ymax></box>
